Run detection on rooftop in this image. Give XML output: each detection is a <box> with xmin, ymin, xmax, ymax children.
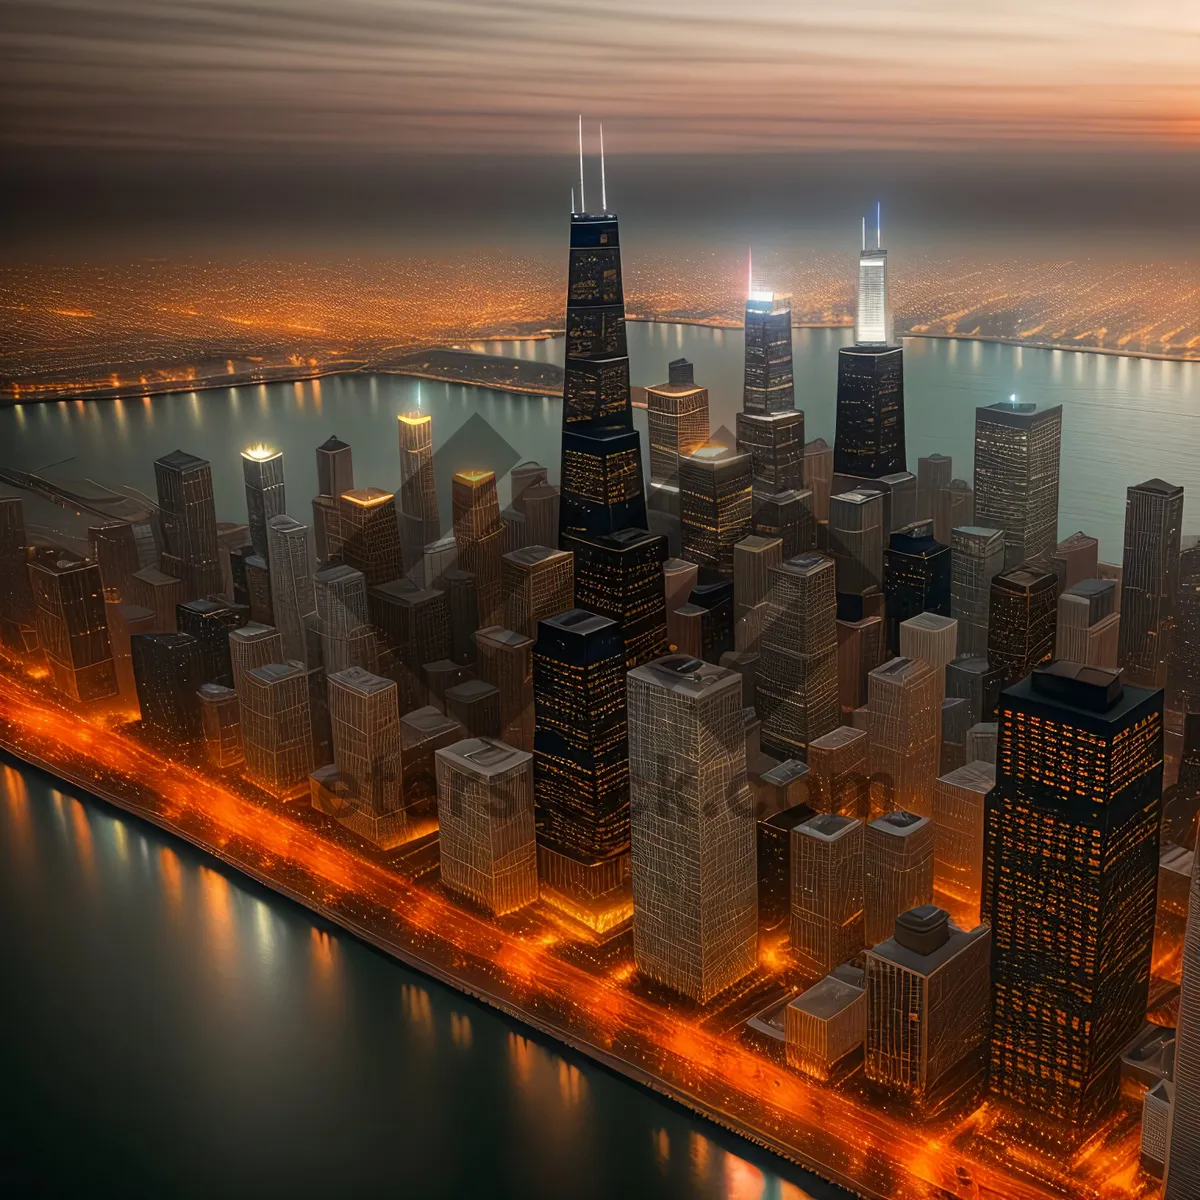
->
<box><xmin>155</xmin><ymin>448</ymin><xmax>208</xmax><ymax>471</ymax></box>
<box><xmin>787</xmin><ymin>974</ymin><xmax>864</xmax><ymax>1021</ymax></box>
<box><xmin>799</xmin><ymin>812</ymin><xmax>859</xmax><ymax>842</ymax></box>
<box><xmin>329</xmin><ymin>666</ymin><xmax>393</xmax><ymax>696</ymax></box>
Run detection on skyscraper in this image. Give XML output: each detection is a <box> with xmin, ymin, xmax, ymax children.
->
<box><xmin>645</xmin><ymin>357</ymin><xmax>710</xmax><ymax>487</ymax></box>
<box><xmin>984</xmin><ymin>662</ymin><xmax>1163</xmax><ymax>1126</ymax></box>
<box><xmin>933</xmin><ymin>478</ymin><xmax>975</xmax><ymax>546</ymax></box>
<box><xmin>88</xmin><ymin>521</ymin><xmax>140</xmax><ymax>603</ymax></box>
<box><xmin>452</xmin><ymin>469</ymin><xmax>506</xmax><ymax>629</ymax></box>
<box><xmin>228</xmin><ymin>621</ymin><xmax>283</xmax><ymax>699</ymax></box>
<box><xmin>1053</xmin><ymin>529</ymin><xmax>1099</xmax><ymax>590</ymax></box>
<box><xmin>864</xmin><ymin>906</ymin><xmax>991</xmax><ymax>1114</ymax></box>
<box><xmin>898</xmin><ymin>612</ymin><xmax>958</xmax><ymax>702</ymax></box>
<box><xmin>807</xmin><ymin>725</ymin><xmax>870</xmax><ymax>819</ymax></box>
<box><xmin>532</xmin><ymin>609</ymin><xmax>630</xmax><ymax>929</ymax></box>
<box><xmin>338</xmin><ymin>488</ymin><xmax>404</xmax><ymax>586</ymax></box>
<box><xmin>475</xmin><ymin>626</ymin><xmax>535</xmax><ymax>753</ymax></box>
<box><xmin>369</xmin><ymin>577</ymin><xmax>448</xmax><ymax>710</ymax></box>
<box><xmin>1056</xmin><ymin>577</ymin><xmax>1119</xmax><ymax>668</ymax></box>
<box><xmin>972</xmin><ymin>400</ymin><xmax>1063</xmax><ymax>570</ymax></box>
<box><xmin>916</xmin><ymin>454</ymin><xmax>952</xmax><ymax>523</ymax></box>
<box><xmin>950</xmin><ymin>526</ymin><xmax>1005</xmax><ymax>657</ymax></box>
<box><xmin>757</xmin><ymin>553</ymin><xmax>840</xmax><ymax>761</ymax></box>
<box><xmin>154</xmin><ymin>449</ymin><xmax>222</xmax><ymax>600</ymax></box>
<box><xmin>396</xmin><ymin>412</ymin><xmax>440</xmax><ymax>563</ymax></box>
<box><xmin>0</xmin><ymin>498</ymin><xmax>36</xmax><ymax>650</ymax></box>
<box><xmin>882</xmin><ymin>520</ymin><xmax>951</xmax><ymax>653</ymax></box>
<box><xmin>176</xmin><ymin>597</ymin><xmax>245</xmax><ymax>688</ymax></box>
<box><xmin>986</xmin><ymin>564</ymin><xmax>1057</xmax><ymax>687</ymax></box>
<box><xmin>679</xmin><ymin>443</ymin><xmax>753</xmax><ymax>578</ymax></box>
<box><xmin>265</xmin><ymin>514</ymin><xmax>316</xmax><ymax>665</ymax></box>
<box><xmin>435</xmin><ymin>737</ymin><xmax>538</xmax><ymax>916</ymax></box>
<box><xmin>742</xmin><ymin>287</ymin><xmax>795</xmax><ymax>415</ymax></box>
<box><xmin>241</xmin><ymin>445</ymin><xmax>286</xmax><ymax>561</ymax></box>
<box><xmin>791</xmin><ymin>813</ymin><xmax>865</xmax><ymax>979</ymax></box>
<box><xmin>1164</xmin><ymin>835</ymin><xmax>1200</xmax><ymax>1198</ymax></box>
<box><xmin>131</xmin><ymin>631</ymin><xmax>203</xmax><ymax>743</ymax></box>
<box><xmin>932</xmin><ymin>759</ymin><xmax>995</xmax><ymax>931</ymax></box>
<box><xmin>240</xmin><ymin>660</ymin><xmax>315</xmax><ymax>799</ymax></box>
<box><xmin>627</xmin><ymin>655</ymin><xmax>758</xmax><ymax>1003</ymax></box>
<box><xmin>502</xmin><ymin>545</ymin><xmax>574</xmax><ymax>640</ymax></box>
<box><xmin>313</xmin><ymin>563</ymin><xmax>373</xmax><ymax>676</ymax></box>
<box><xmin>1119</xmin><ymin>478</ymin><xmax>1184</xmax><ymax>690</ymax></box>
<box><xmin>28</xmin><ymin>555</ymin><xmax>118</xmax><ymax>703</ymax></box>
<box><xmin>1169</xmin><ymin>540</ymin><xmax>1200</xmax><ymax>717</ymax></box>
<box><xmin>804</xmin><ymin>438</ymin><xmax>834</xmax><ymax>524</ymax></box>
<box><xmin>829</xmin><ymin>489</ymin><xmax>885</xmax><ymax>603</ymax></box>
<box><xmin>867</xmin><ymin>658</ymin><xmax>940</xmax><ymax>819</ymax></box>
<box><xmin>865</xmin><ymin>810</ymin><xmax>934</xmax><ymax>946</ymax></box>
<box><xmin>198</xmin><ymin>682</ymin><xmax>243</xmax><ymax>769</ymax></box>
<box><xmin>313</xmin><ymin>434</ymin><xmax>353</xmax><ymax>561</ymax></box>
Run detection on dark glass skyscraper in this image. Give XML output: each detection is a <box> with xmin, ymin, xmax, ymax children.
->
<box><xmin>983</xmin><ymin>663</ymin><xmax>1163</xmax><ymax>1127</ymax></box>
<box><xmin>883</xmin><ymin>519</ymin><xmax>951</xmax><ymax>654</ymax></box>
<box><xmin>154</xmin><ymin>449</ymin><xmax>222</xmax><ymax>600</ymax></box>
<box><xmin>131</xmin><ymin>631</ymin><xmax>204</xmax><ymax>743</ymax></box>
<box><xmin>557</xmin><ymin>208</ymin><xmax>666</xmax><ymax>668</ymax></box>
<box><xmin>833</xmin><ymin>347</ymin><xmax>906</xmax><ymax>479</ymax></box>
<box><xmin>742</xmin><ymin>293</ymin><xmax>795</xmax><ymax>415</ymax></box>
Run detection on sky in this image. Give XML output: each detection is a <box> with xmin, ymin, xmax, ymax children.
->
<box><xmin>3</xmin><ymin>0</ymin><xmax>1199</xmax><ymax>157</ymax></box>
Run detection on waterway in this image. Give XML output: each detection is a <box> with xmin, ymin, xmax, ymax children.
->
<box><xmin>0</xmin><ymin>755</ymin><xmax>842</xmax><ymax>1199</ymax></box>
<box><xmin>3</xmin><ymin>324</ymin><xmax>1200</xmax><ymax>560</ymax></box>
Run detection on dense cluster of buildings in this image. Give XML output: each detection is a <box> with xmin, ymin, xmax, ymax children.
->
<box><xmin>2</xmin><ymin>173</ymin><xmax>1198</xmax><ymax>1189</ymax></box>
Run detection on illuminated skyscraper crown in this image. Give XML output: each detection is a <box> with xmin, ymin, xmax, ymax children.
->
<box><xmin>856</xmin><ymin>203</ymin><xmax>893</xmax><ymax>347</ymax></box>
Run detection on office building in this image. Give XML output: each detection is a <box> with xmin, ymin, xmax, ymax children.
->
<box><xmin>435</xmin><ymin>737</ymin><xmax>538</xmax><ymax>916</ymax></box>
<box><xmin>243</xmin><ymin>554</ymin><xmax>272</xmax><ymax>625</ymax></box>
<box><xmin>864</xmin><ymin>906</ymin><xmax>991</xmax><ymax>1114</ymax></box>
<box><xmin>737</xmin><ymin>409</ymin><xmax>805</xmax><ymax>503</ymax></box>
<box><xmin>984</xmin><ymin>662</ymin><xmax>1164</xmax><ymax>1126</ymax></box>
<box><xmin>628</xmin><ymin>655</ymin><xmax>758</xmax><ymax>1003</ymax></box>
<box><xmin>398</xmin><ymin>704</ymin><xmax>463</xmax><ymax>814</ymax></box>
<box><xmin>785</xmin><ymin>968</ymin><xmax>867</xmax><ymax>1081</ymax></box>
<box><xmin>757</xmin><ymin>801</ymin><xmax>817</xmax><ymax>934</ymax></box>
<box><xmin>28</xmin><ymin>555</ymin><xmax>118</xmax><ymax>703</ymax></box>
<box><xmin>240</xmin><ymin>661</ymin><xmax>315</xmax><ymax>799</ymax></box>
<box><xmin>791</xmin><ymin>813</ymin><xmax>865</xmax><ymax>978</ymax></box>
<box><xmin>742</xmin><ymin>290</ymin><xmax>795</xmax><ymax>414</ymax></box>
<box><xmin>1165</xmin><ymin>832</ymin><xmax>1200</xmax><ymax>1197</ymax></box>
<box><xmin>986</xmin><ymin>565</ymin><xmax>1057</xmax><ymax>686</ymax></box>
<box><xmin>804</xmin><ymin>438</ymin><xmax>834</xmax><ymax>524</ymax></box>
<box><xmin>757</xmin><ymin>554</ymin><xmax>839</xmax><ymax>760</ymax></box>
<box><xmin>517</xmin><ymin>481</ymin><xmax>560</xmax><ymax>550</ymax></box>
<box><xmin>396</xmin><ymin>412</ymin><xmax>440</xmax><ymax>562</ymax></box>
<box><xmin>933</xmin><ymin>478</ymin><xmax>974</xmax><ymax>546</ymax></box>
<box><xmin>973</xmin><ymin>400</ymin><xmax>1062</xmax><ymax>569</ymax></box>
<box><xmin>445</xmin><ymin>679</ymin><xmax>501</xmax><ymax>739</ymax></box>
<box><xmin>229</xmin><ymin>621</ymin><xmax>283</xmax><ymax>699</ymax></box>
<box><xmin>532</xmin><ymin>609</ymin><xmax>630</xmax><ymax>927</ymax></box>
<box><xmin>338</xmin><ymin>488</ymin><xmax>404</xmax><ymax>586</ymax></box>
<box><xmin>314</xmin><ymin>563</ymin><xmax>372</xmax><ymax>675</ymax></box>
<box><xmin>0</xmin><ymin>498</ymin><xmax>36</xmax><ymax>650</ymax></box>
<box><xmin>321</xmin><ymin>666</ymin><xmax>406</xmax><ymax>847</ymax></box>
<box><xmin>916</xmin><ymin>454</ymin><xmax>952</xmax><ymax>523</ymax></box>
<box><xmin>1056</xmin><ymin>577</ymin><xmax>1120</xmax><ymax>667</ymax></box>
<box><xmin>154</xmin><ymin>449</ymin><xmax>222</xmax><ymax>601</ymax></box>
<box><xmin>241</xmin><ymin>445</ymin><xmax>286</xmax><ymax>561</ymax></box>
<box><xmin>951</xmin><ymin>526</ymin><xmax>1005</xmax><ymax>657</ymax></box>
<box><xmin>452</xmin><ymin>469</ymin><xmax>506</xmax><ymax>629</ymax></box>
<box><xmin>1053</xmin><ymin>529</ymin><xmax>1099</xmax><ymax>591</ymax></box>
<box><xmin>369</xmin><ymin>577</ymin><xmax>448</xmax><ymax>710</ymax></box>
<box><xmin>128</xmin><ymin>631</ymin><xmax>202</xmax><ymax>744</ymax></box>
<box><xmin>195</xmin><ymin>682</ymin><xmax>242</xmax><ymax>769</ymax></box>
<box><xmin>265</xmin><ymin>514</ymin><xmax>316</xmax><ymax>665</ymax></box>
<box><xmin>868</xmin><ymin>658</ymin><xmax>940</xmax><ymax>820</ymax></box>
<box><xmin>1119</xmin><ymin>478</ymin><xmax>1184</xmax><ymax>690</ymax></box>
<box><xmin>502</xmin><ymin>545</ymin><xmax>574</xmax><ymax>640</ymax></box>
<box><xmin>679</xmin><ymin>443</ymin><xmax>753</xmax><ymax>578</ymax></box>
<box><xmin>829</xmin><ymin>489</ymin><xmax>884</xmax><ymax>600</ymax></box>
<box><xmin>946</xmin><ymin>654</ymin><xmax>1003</xmax><ymax>727</ymax></box>
<box><xmin>128</xmin><ymin>566</ymin><xmax>184</xmax><ymax>633</ymax></box>
<box><xmin>898</xmin><ymin>613</ymin><xmax>958</xmax><ymax>700</ymax></box>
<box><xmin>107</xmin><ymin>602</ymin><xmax>155</xmax><ymax>702</ymax></box>
<box><xmin>475</xmin><ymin>626</ymin><xmax>535</xmax><ymax>752</ymax></box>
<box><xmin>939</xmin><ymin>695</ymin><xmax>972</xmax><ymax>775</ymax></box>
<box><xmin>440</xmin><ymin>568</ymin><xmax>479</xmax><ymax>665</ymax></box>
<box><xmin>645</xmin><ymin>357</ymin><xmax>710</xmax><ymax>486</ymax></box>
<box><xmin>835</xmin><ymin>613</ymin><xmax>885</xmax><ymax>719</ymax></box>
<box><xmin>883</xmin><ymin>521</ymin><xmax>951</xmax><ymax>653</ymax></box>
<box><xmin>1170</xmin><ymin>540</ymin><xmax>1200</xmax><ymax>716</ymax></box>
<box><xmin>865</xmin><ymin>811</ymin><xmax>934</xmax><ymax>947</ymax></box>
<box><xmin>312</xmin><ymin>434</ymin><xmax>353</xmax><ymax>560</ymax></box>
<box><xmin>88</xmin><ymin>521</ymin><xmax>140</xmax><ymax>603</ymax></box>
<box><xmin>174</xmin><ymin>597</ymin><xmax>244</xmax><ymax>688</ymax></box>
<box><xmin>834</xmin><ymin>345</ymin><xmax>906</xmax><ymax>481</ymax></box>
<box><xmin>932</xmin><ymin>759</ymin><xmax>995</xmax><ymax>931</ymax></box>
<box><xmin>807</xmin><ymin>726</ymin><xmax>869</xmax><ymax>819</ymax></box>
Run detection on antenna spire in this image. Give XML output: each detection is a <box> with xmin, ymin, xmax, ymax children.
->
<box><xmin>570</xmin><ymin>186</ymin><xmax>575</xmax><ymax>214</ymax></box>
<box><xmin>577</xmin><ymin>115</ymin><xmax>586</xmax><ymax>214</ymax></box>
<box><xmin>861</xmin><ymin>216</ymin><xmax>866</xmax><ymax>252</ymax></box>
<box><xmin>599</xmin><ymin>123</ymin><xmax>607</xmax><ymax>212</ymax></box>
<box><xmin>747</xmin><ymin>246</ymin><xmax>753</xmax><ymax>300</ymax></box>
<box><xmin>877</xmin><ymin>201</ymin><xmax>882</xmax><ymax>249</ymax></box>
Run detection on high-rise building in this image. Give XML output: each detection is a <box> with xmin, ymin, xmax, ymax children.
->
<box><xmin>791</xmin><ymin>813</ymin><xmax>865</xmax><ymax>978</ymax></box>
<box><xmin>445</xmin><ymin>679</ymin><xmax>501</xmax><ymax>739</ymax></box>
<box><xmin>265</xmin><ymin>514</ymin><xmax>316</xmax><ymax>665</ymax></box>
<box><xmin>785</xmin><ymin>968</ymin><xmax>867</xmax><ymax>1082</ymax></box>
<box><xmin>452</xmin><ymin>469</ymin><xmax>505</xmax><ymax>629</ymax></box>
<box><xmin>1053</xmin><ymin>529</ymin><xmax>1099</xmax><ymax>590</ymax></box>
<box><xmin>833</xmin><ymin>338</ymin><xmax>908</xmax><ymax>481</ymax></box>
<box><xmin>757</xmin><ymin>800</ymin><xmax>817</xmax><ymax>934</ymax></box>
<box><xmin>984</xmin><ymin>662</ymin><xmax>1163</xmax><ymax>1126</ymax></box>
<box><xmin>757</xmin><ymin>554</ymin><xmax>839</xmax><ymax>760</ymax></box>
<box><xmin>742</xmin><ymin>290</ymin><xmax>795</xmax><ymax>415</ymax></box>
<box><xmin>370</xmin><ymin>577</ymin><xmax>448</xmax><ymax>710</ymax></box>
<box><xmin>627</xmin><ymin>655</ymin><xmax>758</xmax><ymax>1003</ymax></box>
<box><xmin>973</xmin><ymin>400</ymin><xmax>1063</xmax><ymax>570</ymax></box>
<box><xmin>1169</xmin><ymin>540</ymin><xmax>1200</xmax><ymax>717</ymax></box>
<box><xmin>242</xmin><ymin>554</ymin><xmax>272</xmax><ymax>625</ymax></box>
<box><xmin>108</xmin><ymin>602</ymin><xmax>156</xmax><ymax>702</ymax></box>
<box><xmin>0</xmin><ymin>498</ymin><xmax>36</xmax><ymax>650</ymax></box>
<box><xmin>864</xmin><ymin>906</ymin><xmax>991</xmax><ymax>1114</ymax></box>
<box><xmin>321</xmin><ymin>666</ymin><xmax>406</xmax><ymax>847</ymax></box>
<box><xmin>835</xmin><ymin>613</ymin><xmax>885</xmax><ymax>719</ymax></box>
<box><xmin>241</xmin><ymin>445</ymin><xmax>286</xmax><ymax>561</ymax></box>
<box><xmin>916</xmin><ymin>454</ymin><xmax>952</xmax><ymax>523</ymax></box>
<box><xmin>1164</xmin><ymin>834</ymin><xmax>1200</xmax><ymax>1198</ymax></box>
<box><xmin>475</xmin><ymin>627</ymin><xmax>535</xmax><ymax>752</ymax></box>
<box><xmin>338</xmin><ymin>488</ymin><xmax>404</xmax><ymax>586</ymax></box>
<box><xmin>314</xmin><ymin>563</ymin><xmax>373</xmax><ymax>676</ymax></box>
<box><xmin>645</xmin><ymin>357</ymin><xmax>710</xmax><ymax>487</ymax></box>
<box><xmin>131</xmin><ymin>631</ymin><xmax>202</xmax><ymax>742</ymax></box>
<box><xmin>154</xmin><ymin>449</ymin><xmax>222</xmax><ymax>600</ymax></box>
<box><xmin>313</xmin><ymin>434</ymin><xmax>353</xmax><ymax>561</ymax></box>
<box><xmin>950</xmin><ymin>525</ymin><xmax>1005</xmax><ymax>657</ymax></box>
<box><xmin>829</xmin><ymin>489</ymin><xmax>884</xmax><ymax>601</ymax></box>
<box><xmin>1119</xmin><ymin>478</ymin><xmax>1184</xmax><ymax>690</ymax></box>
<box><xmin>88</xmin><ymin>521</ymin><xmax>140</xmax><ymax>603</ymax></box>
<box><xmin>679</xmin><ymin>443</ymin><xmax>753</xmax><ymax>578</ymax></box>
<box><xmin>435</xmin><ymin>737</ymin><xmax>538</xmax><ymax>916</ymax></box>
<box><xmin>898</xmin><ymin>613</ymin><xmax>958</xmax><ymax>702</ymax></box>
<box><xmin>986</xmin><ymin>565</ymin><xmax>1057</xmax><ymax>686</ymax></box>
<box><xmin>396</xmin><ymin>412</ymin><xmax>440</xmax><ymax>563</ymax></box>
<box><xmin>228</xmin><ymin>621</ymin><xmax>283</xmax><ymax>699</ymax></box>
<box><xmin>733</xmin><ymin>534</ymin><xmax>782</xmax><ymax>652</ymax></box>
<box><xmin>502</xmin><ymin>545</ymin><xmax>574</xmax><ymax>640</ymax></box>
<box><xmin>240</xmin><ymin>660</ymin><xmax>315</xmax><ymax>799</ymax></box>
<box><xmin>1056</xmin><ymin>577</ymin><xmax>1119</xmax><ymax>668</ymax></box>
<box><xmin>932</xmin><ymin>759</ymin><xmax>995</xmax><ymax>931</ymax></box>
<box><xmin>175</xmin><ymin>598</ymin><xmax>245</xmax><ymax>688</ymax></box>
<box><xmin>946</xmin><ymin>654</ymin><xmax>1004</xmax><ymax>727</ymax></box>
<box><xmin>804</xmin><ymin>438</ymin><xmax>834</xmax><ymax>525</ymax></box>
<box><xmin>532</xmin><ymin>609</ymin><xmax>630</xmax><ymax>928</ymax></box>
<box><xmin>198</xmin><ymin>682</ymin><xmax>243</xmax><ymax>769</ymax></box>
<box><xmin>883</xmin><ymin>520</ymin><xmax>950</xmax><ymax>653</ymax></box>
<box><xmin>517</xmin><ymin>482</ymin><xmax>560</xmax><ymax>550</ymax></box>
<box><xmin>129</xmin><ymin>565</ymin><xmax>184</xmax><ymax>633</ymax></box>
<box><xmin>933</xmin><ymin>478</ymin><xmax>974</xmax><ymax>546</ymax></box>
<box><xmin>865</xmin><ymin>810</ymin><xmax>934</xmax><ymax>946</ymax></box>
<box><xmin>807</xmin><ymin>725</ymin><xmax>869</xmax><ymax>818</ymax></box>
<box><xmin>868</xmin><ymin>658</ymin><xmax>940</xmax><ymax>819</ymax></box>
<box><xmin>28</xmin><ymin>555</ymin><xmax>118</xmax><ymax>703</ymax></box>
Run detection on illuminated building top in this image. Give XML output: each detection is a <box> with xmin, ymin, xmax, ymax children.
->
<box><xmin>856</xmin><ymin>204</ymin><xmax>893</xmax><ymax>347</ymax></box>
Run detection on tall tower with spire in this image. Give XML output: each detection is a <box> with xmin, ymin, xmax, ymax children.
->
<box><xmin>557</xmin><ymin>121</ymin><xmax>667</xmax><ymax>669</ymax></box>
<box><xmin>833</xmin><ymin>204</ymin><xmax>906</xmax><ymax>481</ymax></box>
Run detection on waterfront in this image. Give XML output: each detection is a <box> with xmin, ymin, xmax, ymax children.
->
<box><xmin>0</xmin><ymin>752</ymin><xmax>841</xmax><ymax>1200</ymax></box>
<box><xmin>3</xmin><ymin>323</ymin><xmax>1199</xmax><ymax>560</ymax></box>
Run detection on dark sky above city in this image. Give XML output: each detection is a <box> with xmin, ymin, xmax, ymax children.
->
<box><xmin>2</xmin><ymin>0</ymin><xmax>1199</xmax><ymax>249</ymax></box>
